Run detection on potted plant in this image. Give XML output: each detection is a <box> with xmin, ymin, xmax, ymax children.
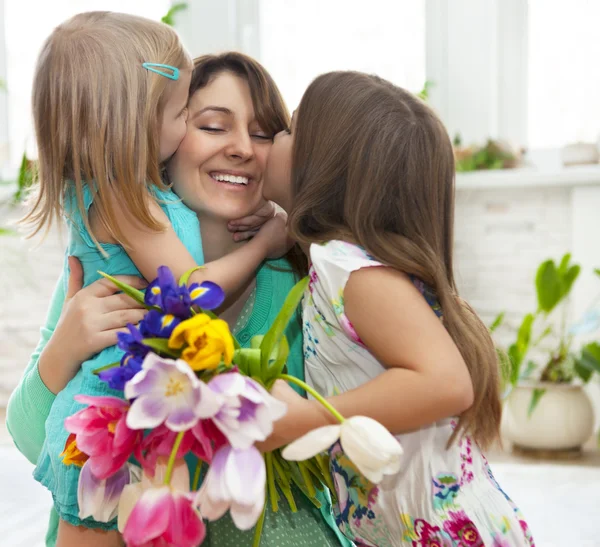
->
<box><xmin>496</xmin><ymin>254</ymin><xmax>600</xmax><ymax>454</ymax></box>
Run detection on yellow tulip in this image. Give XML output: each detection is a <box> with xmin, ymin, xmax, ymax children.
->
<box><xmin>168</xmin><ymin>313</ymin><xmax>234</xmax><ymax>371</ymax></box>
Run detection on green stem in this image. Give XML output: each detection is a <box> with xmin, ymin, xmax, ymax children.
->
<box><xmin>265</xmin><ymin>452</ymin><xmax>279</xmax><ymax>512</ymax></box>
<box><xmin>164</xmin><ymin>431</ymin><xmax>185</xmax><ymax>485</ymax></box>
<box><xmin>298</xmin><ymin>461</ymin><xmax>316</xmax><ymax>499</ymax></box>
<box><xmin>251</xmin><ymin>503</ymin><xmax>267</xmax><ymax>547</ymax></box>
<box><xmin>92</xmin><ymin>361</ymin><xmax>120</xmax><ymax>375</ymax></box>
<box><xmin>192</xmin><ymin>461</ymin><xmax>203</xmax><ymax>491</ymax></box>
<box><xmin>278</xmin><ymin>374</ymin><xmax>345</xmax><ymax>423</ymax></box>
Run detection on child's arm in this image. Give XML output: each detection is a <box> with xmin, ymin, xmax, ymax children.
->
<box><xmin>95</xmin><ymin>197</ymin><xmax>289</xmax><ymax>294</ymax></box>
<box><xmin>263</xmin><ymin>267</ymin><xmax>475</xmax><ymax>448</ymax></box>
<box><xmin>57</xmin><ymin>520</ymin><xmax>123</xmax><ymax>547</ymax></box>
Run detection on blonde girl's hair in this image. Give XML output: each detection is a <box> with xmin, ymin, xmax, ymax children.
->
<box><xmin>289</xmin><ymin>71</ymin><xmax>502</xmax><ymax>450</ymax></box>
<box><xmin>23</xmin><ymin>11</ymin><xmax>190</xmax><ymax>247</ymax></box>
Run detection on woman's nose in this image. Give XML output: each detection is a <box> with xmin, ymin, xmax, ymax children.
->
<box><xmin>226</xmin><ymin>129</ymin><xmax>254</xmax><ymax>161</ymax></box>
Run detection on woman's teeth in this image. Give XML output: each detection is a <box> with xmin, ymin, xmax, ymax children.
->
<box><xmin>211</xmin><ymin>173</ymin><xmax>249</xmax><ymax>185</ymax></box>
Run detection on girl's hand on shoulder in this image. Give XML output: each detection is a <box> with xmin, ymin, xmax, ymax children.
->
<box><xmin>227</xmin><ymin>200</ymin><xmax>277</xmax><ymax>242</ymax></box>
<box><xmin>253</xmin><ymin>211</ymin><xmax>294</xmax><ymax>259</ymax></box>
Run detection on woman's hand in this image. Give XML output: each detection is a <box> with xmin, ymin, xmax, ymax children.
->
<box><xmin>227</xmin><ymin>200</ymin><xmax>277</xmax><ymax>242</ymax></box>
<box><xmin>38</xmin><ymin>256</ymin><xmax>148</xmax><ymax>394</ymax></box>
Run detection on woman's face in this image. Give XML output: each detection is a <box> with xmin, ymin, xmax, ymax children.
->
<box><xmin>263</xmin><ymin>112</ymin><xmax>295</xmax><ymax>213</ymax></box>
<box><xmin>167</xmin><ymin>71</ymin><xmax>273</xmax><ymax>220</ymax></box>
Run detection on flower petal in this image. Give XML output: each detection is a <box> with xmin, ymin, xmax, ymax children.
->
<box><xmin>282</xmin><ymin>425</ymin><xmax>342</xmax><ymax>461</ymax></box>
<box><xmin>165</xmin><ymin>491</ymin><xmax>206</xmax><ymax>547</ymax></box>
<box><xmin>122</xmin><ymin>486</ymin><xmax>171</xmax><ymax>545</ymax></box>
<box><xmin>341</xmin><ymin>416</ymin><xmax>403</xmax><ymax>484</ymax></box>
<box><xmin>126</xmin><ymin>395</ymin><xmax>169</xmax><ymax>430</ymax></box>
<box><xmin>78</xmin><ymin>461</ymin><xmax>129</xmax><ymax>522</ymax></box>
<box><xmin>230</xmin><ymin>499</ymin><xmax>265</xmax><ymax>531</ymax></box>
<box><xmin>189</xmin><ymin>281</ymin><xmax>225</xmax><ymax>310</ymax></box>
<box><xmin>165</xmin><ymin>407</ymin><xmax>200</xmax><ymax>432</ymax></box>
<box><xmin>226</xmin><ymin>447</ymin><xmax>265</xmax><ymax>506</ymax></box>
<box><xmin>117</xmin><ymin>482</ymin><xmax>144</xmax><ymax>533</ymax></box>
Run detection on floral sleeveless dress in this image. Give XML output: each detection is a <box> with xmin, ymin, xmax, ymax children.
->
<box><xmin>303</xmin><ymin>240</ymin><xmax>535</xmax><ymax>547</ymax></box>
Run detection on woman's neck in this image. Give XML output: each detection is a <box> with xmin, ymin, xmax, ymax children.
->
<box><xmin>197</xmin><ymin>213</ymin><xmax>244</xmax><ymax>262</ymax></box>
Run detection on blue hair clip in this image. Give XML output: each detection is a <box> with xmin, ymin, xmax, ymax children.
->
<box><xmin>142</xmin><ymin>62</ymin><xmax>179</xmax><ymax>81</ymax></box>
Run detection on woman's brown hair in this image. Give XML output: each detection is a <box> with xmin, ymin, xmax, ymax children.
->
<box><xmin>288</xmin><ymin>71</ymin><xmax>501</xmax><ymax>449</ymax></box>
<box><xmin>22</xmin><ymin>11</ymin><xmax>190</xmax><ymax>247</ymax></box>
<box><xmin>190</xmin><ymin>52</ymin><xmax>307</xmax><ymax>276</ymax></box>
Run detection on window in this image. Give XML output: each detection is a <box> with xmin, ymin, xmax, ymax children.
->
<box><xmin>2</xmin><ymin>0</ymin><xmax>170</xmax><ymax>170</ymax></box>
<box><xmin>528</xmin><ymin>0</ymin><xmax>600</xmax><ymax>148</ymax></box>
<box><xmin>258</xmin><ymin>0</ymin><xmax>426</xmax><ymax>111</ymax></box>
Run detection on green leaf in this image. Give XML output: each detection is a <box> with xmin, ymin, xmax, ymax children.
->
<box><xmin>507</xmin><ymin>343</ymin><xmax>521</xmax><ymax>387</ymax></box>
<box><xmin>260</xmin><ymin>277</ymin><xmax>308</xmax><ymax>370</ymax></box>
<box><xmin>489</xmin><ymin>312</ymin><xmax>505</xmax><ymax>333</ymax></box>
<box><xmin>594</xmin><ymin>268</ymin><xmax>600</xmax><ymax>278</ymax></box>
<box><xmin>557</xmin><ymin>253</ymin><xmax>571</xmax><ymax>277</ymax></box>
<box><xmin>576</xmin><ymin>342</ymin><xmax>600</xmax><ymax>377</ymax></box>
<box><xmin>575</xmin><ymin>359</ymin><xmax>593</xmax><ymax>383</ymax></box>
<box><xmin>0</xmin><ymin>227</ymin><xmax>16</xmax><ymax>236</ymax></box>
<box><xmin>232</xmin><ymin>348</ymin><xmax>262</xmax><ymax>377</ymax></box>
<box><xmin>527</xmin><ymin>388</ymin><xmax>546</xmax><ymax>418</ymax></box>
<box><xmin>161</xmin><ymin>2</ymin><xmax>188</xmax><ymax>26</ymax></box>
<box><xmin>535</xmin><ymin>259</ymin><xmax>562</xmax><ymax>313</ymax></box>
<box><xmin>561</xmin><ymin>265</ymin><xmax>580</xmax><ymax>300</ymax></box>
<box><xmin>179</xmin><ymin>266</ymin><xmax>204</xmax><ymax>287</ymax></box>
<box><xmin>12</xmin><ymin>152</ymin><xmax>36</xmax><ymax>203</ymax></box>
<box><xmin>266</xmin><ymin>336</ymin><xmax>290</xmax><ymax>386</ymax></box>
<box><xmin>98</xmin><ymin>271</ymin><xmax>148</xmax><ymax>307</ymax></box>
<box><xmin>516</xmin><ymin>313</ymin><xmax>535</xmax><ymax>355</ymax></box>
<box><xmin>141</xmin><ymin>338</ymin><xmax>179</xmax><ymax>358</ymax></box>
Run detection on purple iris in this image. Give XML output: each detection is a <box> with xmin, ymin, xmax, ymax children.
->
<box><xmin>145</xmin><ymin>266</ymin><xmax>225</xmax><ymax>318</ymax></box>
<box><xmin>117</xmin><ymin>324</ymin><xmax>150</xmax><ymax>359</ymax></box>
<box><xmin>98</xmin><ymin>355</ymin><xmax>144</xmax><ymax>391</ymax></box>
<box><xmin>139</xmin><ymin>309</ymin><xmax>181</xmax><ymax>339</ymax></box>
<box><xmin>144</xmin><ymin>267</ymin><xmax>193</xmax><ymax>319</ymax></box>
<box><xmin>188</xmin><ymin>281</ymin><xmax>225</xmax><ymax>310</ymax></box>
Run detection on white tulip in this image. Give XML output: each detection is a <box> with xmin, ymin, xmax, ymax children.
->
<box><xmin>282</xmin><ymin>416</ymin><xmax>403</xmax><ymax>484</ymax></box>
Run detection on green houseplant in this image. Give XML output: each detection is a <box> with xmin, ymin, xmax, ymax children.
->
<box><xmin>496</xmin><ymin>254</ymin><xmax>600</xmax><ymax>453</ymax></box>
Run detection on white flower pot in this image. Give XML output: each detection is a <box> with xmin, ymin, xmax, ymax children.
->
<box><xmin>501</xmin><ymin>382</ymin><xmax>595</xmax><ymax>451</ymax></box>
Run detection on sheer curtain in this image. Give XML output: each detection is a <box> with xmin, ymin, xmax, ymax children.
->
<box><xmin>258</xmin><ymin>0</ymin><xmax>426</xmax><ymax>111</ymax></box>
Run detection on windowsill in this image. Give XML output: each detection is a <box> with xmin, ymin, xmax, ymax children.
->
<box><xmin>456</xmin><ymin>164</ymin><xmax>600</xmax><ymax>191</ymax></box>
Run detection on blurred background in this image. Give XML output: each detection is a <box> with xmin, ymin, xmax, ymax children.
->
<box><xmin>1</xmin><ymin>1</ymin><xmax>599</xmax><ymax>545</ymax></box>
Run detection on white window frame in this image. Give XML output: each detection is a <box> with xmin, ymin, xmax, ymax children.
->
<box><xmin>0</xmin><ymin>0</ymin><xmax>9</xmax><ymax>177</ymax></box>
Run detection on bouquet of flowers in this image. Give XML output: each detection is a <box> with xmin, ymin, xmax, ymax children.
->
<box><xmin>60</xmin><ymin>266</ymin><xmax>403</xmax><ymax>547</ymax></box>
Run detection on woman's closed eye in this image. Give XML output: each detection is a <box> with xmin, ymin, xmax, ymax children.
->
<box><xmin>251</xmin><ymin>133</ymin><xmax>273</xmax><ymax>141</ymax></box>
<box><xmin>200</xmin><ymin>126</ymin><xmax>226</xmax><ymax>133</ymax></box>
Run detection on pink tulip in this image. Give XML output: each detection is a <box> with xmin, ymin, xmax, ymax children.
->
<box><xmin>65</xmin><ymin>395</ymin><xmax>142</xmax><ymax>480</ymax></box>
<box><xmin>122</xmin><ymin>486</ymin><xmax>205</xmax><ymax>547</ymax></box>
<box><xmin>136</xmin><ymin>421</ymin><xmax>219</xmax><ymax>477</ymax></box>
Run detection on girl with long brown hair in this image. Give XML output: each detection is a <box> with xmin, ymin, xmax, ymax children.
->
<box><xmin>262</xmin><ymin>71</ymin><xmax>534</xmax><ymax>546</ymax></box>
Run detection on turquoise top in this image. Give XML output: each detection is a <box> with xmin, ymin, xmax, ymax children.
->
<box><xmin>7</xmin><ymin>183</ymin><xmax>349</xmax><ymax>546</ymax></box>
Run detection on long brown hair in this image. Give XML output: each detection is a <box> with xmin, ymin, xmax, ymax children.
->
<box><xmin>22</xmin><ymin>11</ymin><xmax>190</xmax><ymax>247</ymax></box>
<box><xmin>190</xmin><ymin>52</ymin><xmax>307</xmax><ymax>277</ymax></box>
<box><xmin>288</xmin><ymin>71</ymin><xmax>501</xmax><ymax>449</ymax></box>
